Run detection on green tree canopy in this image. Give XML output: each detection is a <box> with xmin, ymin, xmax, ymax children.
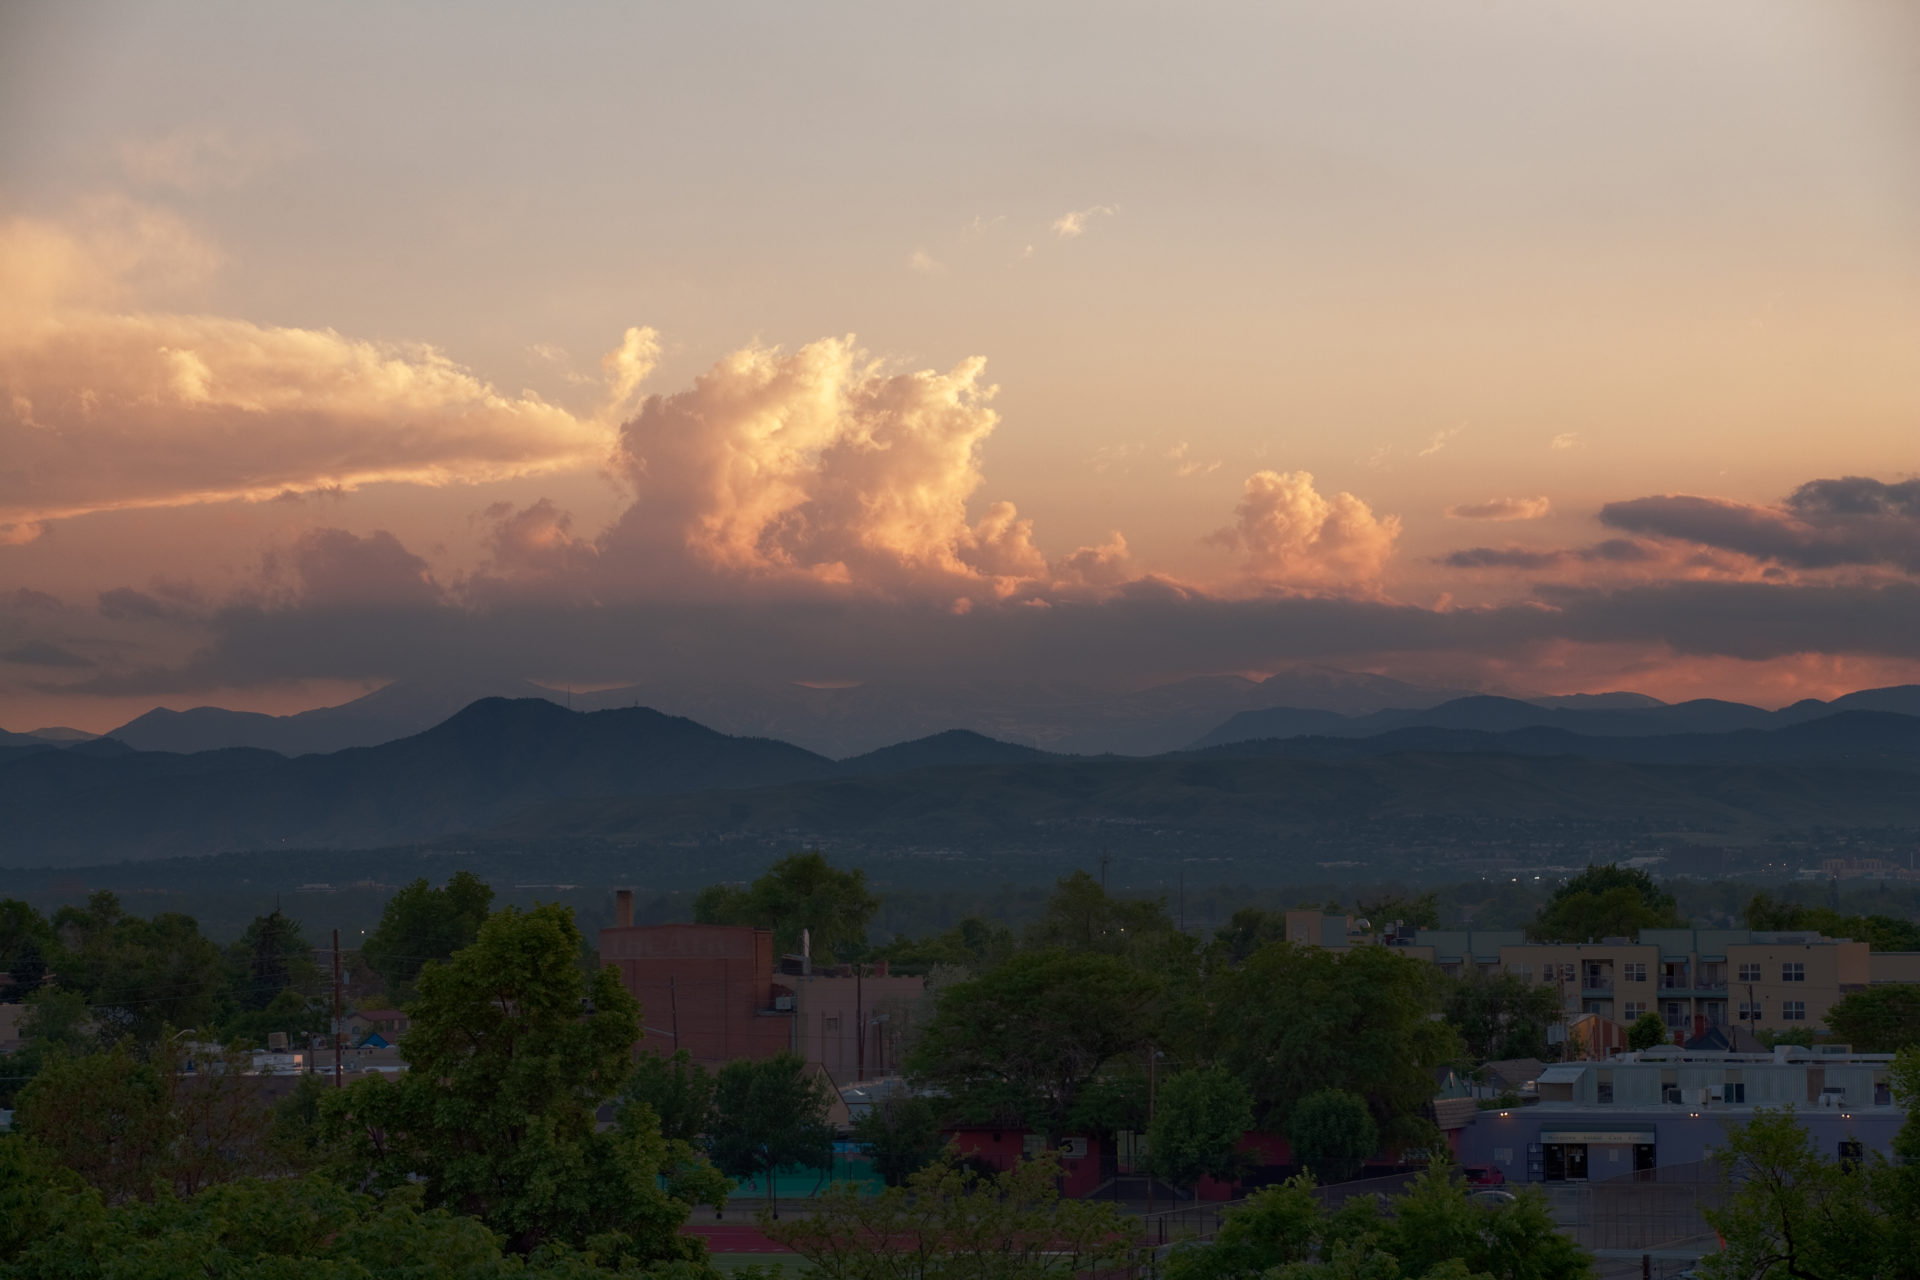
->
<box><xmin>619</xmin><ymin>1048</ymin><xmax>716</xmax><ymax>1145</ymax></box>
<box><xmin>1148</xmin><ymin>1066</ymin><xmax>1255</xmax><ymax>1193</ymax></box>
<box><xmin>1164</xmin><ymin>1168</ymin><xmax>1590</xmax><ymax>1280</ymax></box>
<box><xmin>1444</xmin><ymin>970</ymin><xmax>1563</xmax><ymax>1062</ymax></box>
<box><xmin>1024</xmin><ymin>871</ymin><xmax>1184</xmax><ymax>960</ymax></box>
<box><xmin>50</xmin><ymin>892</ymin><xmax>227</xmax><ymax>1044</ymax></box>
<box><xmin>0</xmin><ymin>899</ymin><xmax>55</xmax><ymax>1001</ymax></box>
<box><xmin>1286</xmin><ymin>1089</ymin><xmax>1377</xmax><ymax>1183</ymax></box>
<box><xmin>359</xmin><ymin>870</ymin><xmax>494</xmax><ymax>997</ymax></box>
<box><xmin>908</xmin><ymin>948</ymin><xmax>1162</xmax><ymax>1138</ymax></box>
<box><xmin>694</xmin><ymin>851</ymin><xmax>878</xmax><ymax>962</ymax></box>
<box><xmin>708</xmin><ymin>1051</ymin><xmax>835</xmax><ymax>1217</ymax></box>
<box><xmin>1743</xmin><ymin>892</ymin><xmax>1920</xmax><ymax>951</ymax></box>
<box><xmin>14</xmin><ymin>1040</ymin><xmax>291</xmax><ymax>1205</ymax></box>
<box><xmin>1527</xmin><ymin>864</ymin><xmax>1683</xmax><ymax>943</ymax></box>
<box><xmin>1826</xmin><ymin>985</ymin><xmax>1920</xmax><ymax>1053</ymax></box>
<box><xmin>1701</xmin><ymin>1108</ymin><xmax>1915</xmax><ymax>1280</ymax></box>
<box><xmin>1627</xmin><ymin>1011</ymin><xmax>1670</xmax><ymax>1052</ymax></box>
<box><xmin>873</xmin><ymin>916</ymin><xmax>1016</xmax><ymax>974</ymax></box>
<box><xmin>321</xmin><ymin>902</ymin><xmax>720</xmax><ymax>1259</ymax></box>
<box><xmin>1210</xmin><ymin>943</ymin><xmax>1456</xmax><ymax>1148</ymax></box>
<box><xmin>850</xmin><ymin>1093</ymin><xmax>949</xmax><ymax>1188</ymax></box>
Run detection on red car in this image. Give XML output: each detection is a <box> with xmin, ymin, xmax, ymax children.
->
<box><xmin>1462</xmin><ymin>1165</ymin><xmax>1506</xmax><ymax>1186</ymax></box>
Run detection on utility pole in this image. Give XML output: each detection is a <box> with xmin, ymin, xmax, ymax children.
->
<box><xmin>331</xmin><ymin>928</ymin><xmax>343</xmax><ymax>1088</ymax></box>
<box><xmin>669</xmin><ymin>975</ymin><xmax>680</xmax><ymax>1052</ymax></box>
<box><xmin>1146</xmin><ymin>1042</ymin><xmax>1157</xmax><ymax>1222</ymax></box>
<box><xmin>856</xmin><ymin>962</ymin><xmax>865</xmax><ymax>1082</ymax></box>
<box><xmin>1100</xmin><ymin>847</ymin><xmax>1110</xmax><ymax>891</ymax></box>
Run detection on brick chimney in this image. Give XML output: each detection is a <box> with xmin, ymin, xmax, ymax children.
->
<box><xmin>615</xmin><ymin>888</ymin><xmax>634</xmax><ymax>928</ymax></box>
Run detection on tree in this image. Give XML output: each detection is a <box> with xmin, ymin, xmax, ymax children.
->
<box><xmin>0</xmin><ymin>899</ymin><xmax>56</xmax><ymax>997</ymax></box>
<box><xmin>1700</xmin><ymin>1109</ymin><xmax>1903</xmax><ymax>1280</ymax></box>
<box><xmin>874</xmin><ymin>916</ymin><xmax>1016</xmax><ymax>974</ymax></box>
<box><xmin>1165</xmin><ymin>1167</ymin><xmax>1589</xmax><ymax>1280</ymax></box>
<box><xmin>1148</xmin><ymin>1066</ymin><xmax>1254</xmax><ymax>1194</ymax></box>
<box><xmin>1287</xmin><ymin>1089</ymin><xmax>1377</xmax><ymax>1183</ymax></box>
<box><xmin>359</xmin><ymin>871</ymin><xmax>493</xmax><ymax>997</ymax></box>
<box><xmin>1211</xmin><ymin>908</ymin><xmax>1290</xmax><ymax>966</ymax></box>
<box><xmin>851</xmin><ymin>1093</ymin><xmax>949</xmax><ymax>1187</ymax></box>
<box><xmin>695</xmin><ymin>851</ymin><xmax>879</xmax><ymax>962</ymax></box>
<box><xmin>321</xmin><ymin>902</ymin><xmax>722</xmax><ymax>1259</ymax></box>
<box><xmin>619</xmin><ymin>1048</ymin><xmax>716</xmax><ymax>1145</ymax></box>
<box><xmin>13</xmin><ymin>1040</ymin><xmax>289</xmax><ymax>1204</ymax></box>
<box><xmin>0</xmin><ymin>1170</ymin><xmax>551</xmax><ymax>1279</ymax></box>
<box><xmin>1627</xmin><ymin>1012</ymin><xmax>1670</xmax><ymax>1052</ymax></box>
<box><xmin>50</xmin><ymin>892</ymin><xmax>227</xmax><ymax>1043</ymax></box>
<box><xmin>1743</xmin><ymin>892</ymin><xmax>1920</xmax><ymax>951</ymax></box>
<box><xmin>908</xmin><ymin>948</ymin><xmax>1162</xmax><ymax>1138</ymax></box>
<box><xmin>1527</xmin><ymin>864</ymin><xmax>1683</xmax><ymax>943</ymax></box>
<box><xmin>1211</xmin><ymin>943</ymin><xmax>1456</xmax><ymax>1149</ymax></box>
<box><xmin>764</xmin><ymin>1152</ymin><xmax>1144</xmax><ymax>1280</ymax></box>
<box><xmin>226</xmin><ymin>907</ymin><xmax>319</xmax><ymax>1011</ymax></box>
<box><xmin>1025</xmin><ymin>871</ymin><xmax>1183</xmax><ymax>960</ymax></box>
<box><xmin>708</xmin><ymin>1052</ymin><xmax>835</xmax><ymax>1218</ymax></box>
<box><xmin>1445</xmin><ymin>971</ymin><xmax>1562</xmax><ymax>1062</ymax></box>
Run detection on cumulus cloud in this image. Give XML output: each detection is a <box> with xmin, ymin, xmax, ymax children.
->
<box><xmin>908</xmin><ymin>249</ymin><xmax>945</xmax><ymax>275</ymax></box>
<box><xmin>0</xmin><ymin>214</ymin><xmax>635</xmax><ymax>528</ymax></box>
<box><xmin>1601</xmin><ymin>475</ymin><xmax>1920</xmax><ymax>573</ymax></box>
<box><xmin>1208</xmin><ymin>470</ymin><xmax>1400</xmax><ymax>592</ymax></box>
<box><xmin>1051</xmin><ymin>205</ymin><xmax>1116</xmax><ymax>239</ymax></box>
<box><xmin>1550</xmin><ymin>432</ymin><xmax>1583</xmax><ymax>451</ymax></box>
<box><xmin>606</xmin><ymin>336</ymin><xmax>1046</xmax><ymax>598</ymax></box>
<box><xmin>1418</xmin><ymin>428</ymin><xmax>1459</xmax><ymax>457</ymax></box>
<box><xmin>1166</xmin><ymin>442</ymin><xmax>1220</xmax><ymax>478</ymax></box>
<box><xmin>1446</xmin><ymin>496</ymin><xmax>1551</xmax><ymax>521</ymax></box>
<box><xmin>266</xmin><ymin>528</ymin><xmax>443</xmax><ymax>610</ymax></box>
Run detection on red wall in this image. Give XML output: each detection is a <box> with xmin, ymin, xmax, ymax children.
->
<box><xmin>947</xmin><ymin>1129</ymin><xmax>1107</xmax><ymax>1199</ymax></box>
<box><xmin>600</xmin><ymin>923</ymin><xmax>794</xmax><ymax>1066</ymax></box>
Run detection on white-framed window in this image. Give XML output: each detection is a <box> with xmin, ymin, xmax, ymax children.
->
<box><xmin>1782</xmin><ymin>962</ymin><xmax>1805</xmax><ymax>983</ymax></box>
<box><xmin>1739</xmin><ymin>1000</ymin><xmax>1762</xmax><ymax>1021</ymax></box>
<box><xmin>1559</xmin><ymin>963</ymin><xmax>1575</xmax><ymax>982</ymax></box>
<box><xmin>1782</xmin><ymin>1001</ymin><xmax>1806</xmax><ymax>1021</ymax></box>
<box><xmin>1624</xmin><ymin>962</ymin><xmax>1647</xmax><ymax>982</ymax></box>
<box><xmin>1511</xmin><ymin>964</ymin><xmax>1533</xmax><ymax>980</ymax></box>
<box><xmin>1738</xmin><ymin>962</ymin><xmax>1762</xmax><ymax>982</ymax></box>
<box><xmin>1624</xmin><ymin>1001</ymin><xmax>1647</xmax><ymax>1019</ymax></box>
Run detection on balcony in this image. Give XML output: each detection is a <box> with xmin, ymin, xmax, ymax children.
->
<box><xmin>1582</xmin><ymin>979</ymin><xmax>1614</xmax><ymax>993</ymax></box>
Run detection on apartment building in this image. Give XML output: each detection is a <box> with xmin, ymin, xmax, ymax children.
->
<box><xmin>1402</xmin><ymin>928</ymin><xmax>1873</xmax><ymax>1036</ymax></box>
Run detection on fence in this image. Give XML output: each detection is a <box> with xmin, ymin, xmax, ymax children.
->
<box><xmin>1548</xmin><ymin>1160</ymin><xmax>1726</xmax><ymax>1253</ymax></box>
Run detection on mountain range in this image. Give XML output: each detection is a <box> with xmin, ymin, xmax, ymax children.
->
<box><xmin>3</xmin><ymin>687</ymin><xmax>1920</xmax><ymax>867</ymax></box>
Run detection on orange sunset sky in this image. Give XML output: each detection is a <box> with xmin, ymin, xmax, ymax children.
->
<box><xmin>2</xmin><ymin>1</ymin><xmax>1917</xmax><ymax>733</ymax></box>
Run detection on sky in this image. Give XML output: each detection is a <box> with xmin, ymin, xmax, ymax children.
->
<box><xmin>2</xmin><ymin>0</ymin><xmax>1917</xmax><ymax>733</ymax></box>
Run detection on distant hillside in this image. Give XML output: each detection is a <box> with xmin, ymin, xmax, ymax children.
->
<box><xmin>1189</xmin><ymin>686</ymin><xmax>1920</xmax><ymax>749</ymax></box>
<box><xmin>496</xmin><ymin>750</ymin><xmax>1920</xmax><ymax>847</ymax></box>
<box><xmin>836</xmin><ymin>729</ymin><xmax>1061</xmax><ymax>775</ymax></box>
<box><xmin>0</xmin><ymin>699</ymin><xmax>834</xmax><ymax>864</ymax></box>
<box><xmin>1184</xmin><ymin>710</ymin><xmax>1920</xmax><ymax>771</ymax></box>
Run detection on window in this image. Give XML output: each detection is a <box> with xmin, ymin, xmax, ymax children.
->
<box><xmin>1624</xmin><ymin>1001</ymin><xmax>1647</xmax><ymax>1019</ymax></box>
<box><xmin>1782</xmin><ymin>1001</ymin><xmax>1806</xmax><ymax>1021</ymax></box>
<box><xmin>1623</xmin><ymin>962</ymin><xmax>1647</xmax><ymax>982</ymax></box>
<box><xmin>1512</xmin><ymin>963</ymin><xmax>1533</xmax><ymax>981</ymax></box>
<box><xmin>1739</xmin><ymin>1000</ymin><xmax>1762</xmax><ymax>1022</ymax></box>
<box><xmin>1665</xmin><ymin>1001</ymin><xmax>1685</xmax><ymax>1027</ymax></box>
<box><xmin>1738</xmin><ymin>962</ymin><xmax>1762</xmax><ymax>983</ymax></box>
<box><xmin>1782</xmin><ymin>962</ymin><xmax>1805</xmax><ymax>983</ymax></box>
<box><xmin>1724</xmin><ymin>1082</ymin><xmax>1746</xmax><ymax>1103</ymax></box>
<box><xmin>1559</xmin><ymin>963</ymin><xmax>1575</xmax><ymax>982</ymax></box>
<box><xmin>822</xmin><ymin>1015</ymin><xmax>842</xmax><ymax>1031</ymax></box>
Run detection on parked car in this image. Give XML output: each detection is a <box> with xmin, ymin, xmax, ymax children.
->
<box><xmin>1468</xmin><ymin>1189</ymin><xmax>1518</xmax><ymax>1207</ymax></box>
<box><xmin>1461</xmin><ymin>1165</ymin><xmax>1506</xmax><ymax>1186</ymax></box>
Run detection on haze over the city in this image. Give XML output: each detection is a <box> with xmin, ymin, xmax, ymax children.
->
<box><xmin>4</xmin><ymin>0</ymin><xmax>1918</xmax><ymax>734</ymax></box>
